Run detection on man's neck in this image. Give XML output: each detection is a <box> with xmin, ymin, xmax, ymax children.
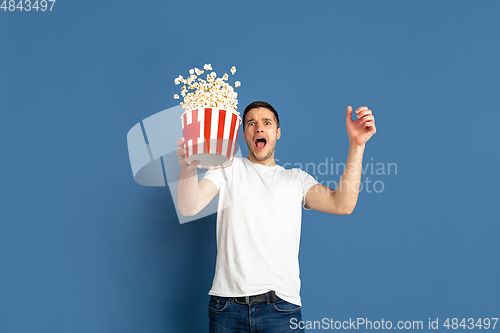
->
<box><xmin>246</xmin><ymin>156</ymin><xmax>277</xmax><ymax>167</ymax></box>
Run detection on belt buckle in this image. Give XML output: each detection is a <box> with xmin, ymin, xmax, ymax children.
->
<box><xmin>245</xmin><ymin>296</ymin><xmax>250</xmax><ymax>304</ymax></box>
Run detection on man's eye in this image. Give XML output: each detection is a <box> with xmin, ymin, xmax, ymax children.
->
<box><xmin>265</xmin><ymin>122</ymin><xmax>271</xmax><ymax>125</ymax></box>
<box><xmin>248</xmin><ymin>122</ymin><xmax>254</xmax><ymax>126</ymax></box>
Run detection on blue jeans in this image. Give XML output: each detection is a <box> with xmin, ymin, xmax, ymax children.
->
<box><xmin>208</xmin><ymin>295</ymin><xmax>305</xmax><ymax>333</ymax></box>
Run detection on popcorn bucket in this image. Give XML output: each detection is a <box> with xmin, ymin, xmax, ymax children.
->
<box><xmin>181</xmin><ymin>107</ymin><xmax>241</xmax><ymax>169</ymax></box>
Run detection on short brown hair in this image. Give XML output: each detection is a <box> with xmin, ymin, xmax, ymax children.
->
<box><xmin>242</xmin><ymin>101</ymin><xmax>280</xmax><ymax>129</ymax></box>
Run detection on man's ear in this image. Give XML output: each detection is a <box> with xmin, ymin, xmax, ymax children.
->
<box><xmin>242</xmin><ymin>129</ymin><xmax>246</xmax><ymax>142</ymax></box>
<box><xmin>277</xmin><ymin>127</ymin><xmax>281</xmax><ymax>140</ymax></box>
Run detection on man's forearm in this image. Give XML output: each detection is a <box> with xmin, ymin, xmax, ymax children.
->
<box><xmin>333</xmin><ymin>141</ymin><xmax>365</xmax><ymax>213</ymax></box>
<box><xmin>177</xmin><ymin>166</ymin><xmax>199</xmax><ymax>216</ymax></box>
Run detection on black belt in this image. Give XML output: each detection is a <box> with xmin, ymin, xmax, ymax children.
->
<box><xmin>234</xmin><ymin>291</ymin><xmax>276</xmax><ymax>304</ymax></box>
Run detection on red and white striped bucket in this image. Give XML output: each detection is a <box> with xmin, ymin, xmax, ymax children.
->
<box><xmin>181</xmin><ymin>107</ymin><xmax>241</xmax><ymax>169</ymax></box>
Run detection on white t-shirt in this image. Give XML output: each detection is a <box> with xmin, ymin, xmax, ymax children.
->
<box><xmin>203</xmin><ymin>157</ymin><xmax>318</xmax><ymax>306</ymax></box>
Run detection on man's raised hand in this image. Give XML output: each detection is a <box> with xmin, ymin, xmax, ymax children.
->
<box><xmin>345</xmin><ymin>106</ymin><xmax>376</xmax><ymax>146</ymax></box>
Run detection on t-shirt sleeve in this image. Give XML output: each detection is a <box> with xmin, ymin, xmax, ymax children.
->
<box><xmin>202</xmin><ymin>168</ymin><xmax>223</xmax><ymax>192</ymax></box>
<box><xmin>300</xmin><ymin>171</ymin><xmax>319</xmax><ymax>210</ymax></box>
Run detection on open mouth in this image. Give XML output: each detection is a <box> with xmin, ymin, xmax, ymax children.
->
<box><xmin>254</xmin><ymin>137</ymin><xmax>267</xmax><ymax>151</ymax></box>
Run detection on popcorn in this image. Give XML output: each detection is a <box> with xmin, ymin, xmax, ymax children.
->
<box><xmin>174</xmin><ymin>65</ymin><xmax>241</xmax><ymax>113</ymax></box>
<box><xmin>174</xmin><ymin>75</ymin><xmax>183</xmax><ymax>85</ymax></box>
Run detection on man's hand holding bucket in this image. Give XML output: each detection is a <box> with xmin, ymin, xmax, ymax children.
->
<box><xmin>176</xmin><ymin>137</ymin><xmax>200</xmax><ymax>170</ymax></box>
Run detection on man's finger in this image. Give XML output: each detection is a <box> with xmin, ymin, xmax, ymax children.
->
<box><xmin>176</xmin><ymin>137</ymin><xmax>185</xmax><ymax>147</ymax></box>
<box><xmin>358</xmin><ymin>114</ymin><xmax>374</xmax><ymax>124</ymax></box>
<box><xmin>363</xmin><ymin>120</ymin><xmax>376</xmax><ymax>131</ymax></box>
<box><xmin>362</xmin><ymin>119</ymin><xmax>375</xmax><ymax>126</ymax></box>
<box><xmin>355</xmin><ymin>106</ymin><xmax>369</xmax><ymax>114</ymax></box>
<box><xmin>346</xmin><ymin>106</ymin><xmax>353</xmax><ymax>122</ymax></box>
<box><xmin>176</xmin><ymin>149</ymin><xmax>187</xmax><ymax>157</ymax></box>
<box><xmin>356</xmin><ymin>110</ymin><xmax>372</xmax><ymax>118</ymax></box>
<box><xmin>186</xmin><ymin>159</ymin><xmax>201</xmax><ymax>170</ymax></box>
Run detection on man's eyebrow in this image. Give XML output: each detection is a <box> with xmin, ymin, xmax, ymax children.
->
<box><xmin>245</xmin><ymin>118</ymin><xmax>273</xmax><ymax>125</ymax></box>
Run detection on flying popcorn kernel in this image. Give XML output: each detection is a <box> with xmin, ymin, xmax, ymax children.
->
<box><xmin>231</xmin><ymin>66</ymin><xmax>236</xmax><ymax>75</ymax></box>
<box><xmin>173</xmin><ymin>94</ymin><xmax>179</xmax><ymax>99</ymax></box>
<box><xmin>235</xmin><ymin>81</ymin><xmax>241</xmax><ymax>87</ymax></box>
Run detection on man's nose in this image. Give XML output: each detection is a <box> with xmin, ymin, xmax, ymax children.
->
<box><xmin>255</xmin><ymin>122</ymin><xmax>264</xmax><ymax>132</ymax></box>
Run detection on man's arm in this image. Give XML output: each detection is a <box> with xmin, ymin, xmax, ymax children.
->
<box><xmin>176</xmin><ymin>137</ymin><xmax>218</xmax><ymax>216</ymax></box>
<box><xmin>305</xmin><ymin>106</ymin><xmax>376</xmax><ymax>215</ymax></box>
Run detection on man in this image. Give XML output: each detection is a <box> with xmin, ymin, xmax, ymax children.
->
<box><xmin>176</xmin><ymin>101</ymin><xmax>376</xmax><ymax>332</ymax></box>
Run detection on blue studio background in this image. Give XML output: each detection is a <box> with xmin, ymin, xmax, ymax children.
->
<box><xmin>1</xmin><ymin>1</ymin><xmax>499</xmax><ymax>332</ymax></box>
